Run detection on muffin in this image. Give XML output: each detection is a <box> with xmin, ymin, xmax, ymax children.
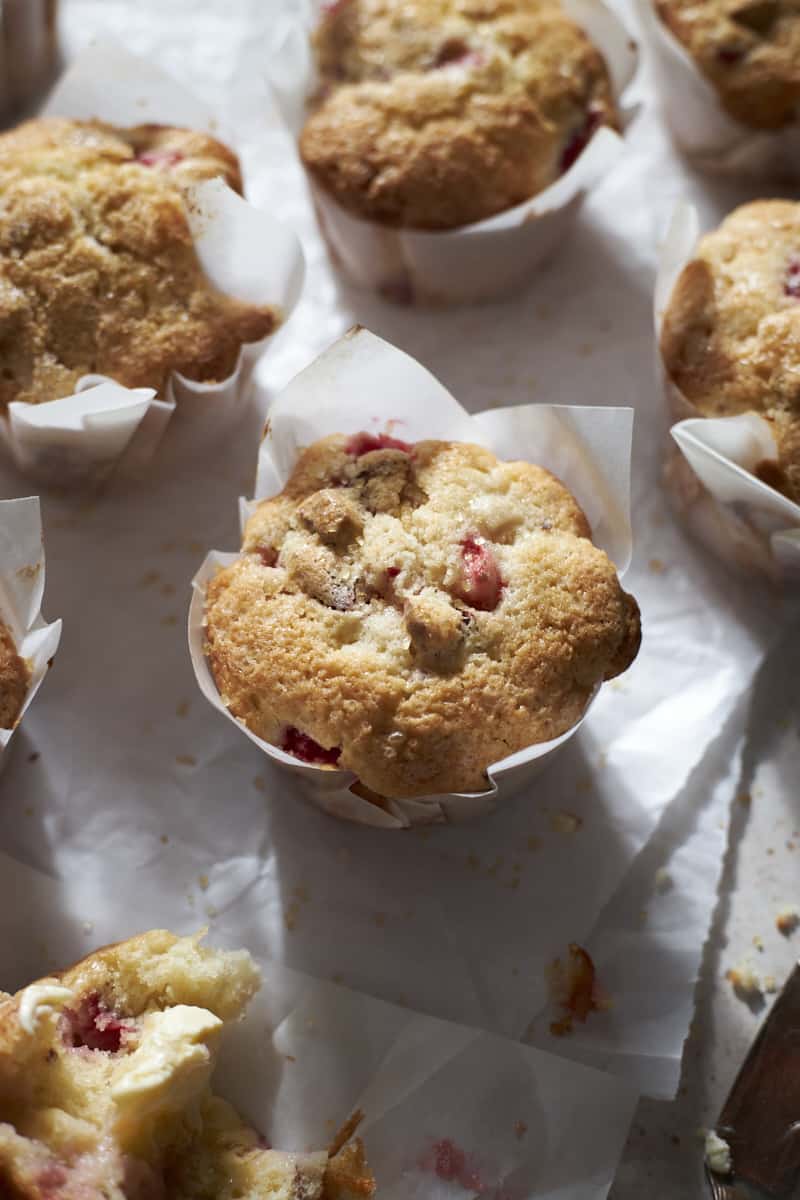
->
<box><xmin>299</xmin><ymin>0</ymin><xmax>619</xmax><ymax>230</ymax></box>
<box><xmin>661</xmin><ymin>200</ymin><xmax>800</xmax><ymax>504</ymax></box>
<box><xmin>0</xmin><ymin>117</ymin><xmax>277</xmax><ymax>411</ymax></box>
<box><xmin>655</xmin><ymin>0</ymin><xmax>800</xmax><ymax>130</ymax></box>
<box><xmin>0</xmin><ymin>618</ymin><xmax>29</xmax><ymax>730</ymax></box>
<box><xmin>0</xmin><ymin>930</ymin><xmax>374</xmax><ymax>1200</ymax></box>
<box><xmin>204</xmin><ymin>433</ymin><xmax>641</xmax><ymax>799</ymax></box>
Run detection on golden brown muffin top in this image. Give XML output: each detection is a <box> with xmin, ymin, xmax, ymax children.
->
<box><xmin>0</xmin><ymin>618</ymin><xmax>29</xmax><ymax>730</ymax></box>
<box><xmin>0</xmin><ymin>930</ymin><xmax>374</xmax><ymax>1200</ymax></box>
<box><xmin>0</xmin><ymin>118</ymin><xmax>277</xmax><ymax>409</ymax></box>
<box><xmin>300</xmin><ymin>0</ymin><xmax>617</xmax><ymax>229</ymax></box>
<box><xmin>656</xmin><ymin>0</ymin><xmax>800</xmax><ymax>129</ymax></box>
<box><xmin>661</xmin><ymin>200</ymin><xmax>800</xmax><ymax>504</ymax></box>
<box><xmin>204</xmin><ymin>434</ymin><xmax>640</xmax><ymax>798</ymax></box>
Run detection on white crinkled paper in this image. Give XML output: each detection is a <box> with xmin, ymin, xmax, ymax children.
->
<box><xmin>0</xmin><ymin>497</ymin><xmax>61</xmax><ymax>759</ymax></box>
<box><xmin>636</xmin><ymin>0</ymin><xmax>800</xmax><ymax>177</ymax></box>
<box><xmin>0</xmin><ymin>849</ymin><xmax>639</xmax><ymax>1199</ymax></box>
<box><xmin>656</xmin><ymin>204</ymin><xmax>800</xmax><ymax>580</ymax></box>
<box><xmin>266</xmin><ymin>0</ymin><xmax>639</xmax><ymax>305</ymax></box>
<box><xmin>0</xmin><ymin>7</ymin><xmax>786</xmax><ymax>1195</ymax></box>
<box><xmin>190</xmin><ymin>328</ymin><xmax>634</xmax><ymax>828</ymax></box>
<box><xmin>1</xmin><ymin>43</ymin><xmax>304</xmax><ymax>489</ymax></box>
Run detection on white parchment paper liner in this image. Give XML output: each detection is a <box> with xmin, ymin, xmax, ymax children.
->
<box><xmin>636</xmin><ymin>0</ymin><xmax>800</xmax><ymax>176</ymax></box>
<box><xmin>190</xmin><ymin>328</ymin><xmax>633</xmax><ymax>828</ymax></box>
<box><xmin>0</xmin><ymin>497</ymin><xmax>62</xmax><ymax>762</ymax></box>
<box><xmin>0</xmin><ymin>850</ymin><xmax>640</xmax><ymax>1198</ymax></box>
<box><xmin>267</xmin><ymin>0</ymin><xmax>639</xmax><ymax>305</ymax></box>
<box><xmin>655</xmin><ymin>204</ymin><xmax>800</xmax><ymax>581</ymax></box>
<box><xmin>0</xmin><ymin>43</ymin><xmax>304</xmax><ymax>490</ymax></box>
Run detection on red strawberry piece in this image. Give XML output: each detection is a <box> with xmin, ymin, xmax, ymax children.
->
<box><xmin>559</xmin><ymin>102</ymin><xmax>605</xmax><ymax>174</ymax></box>
<box><xmin>63</xmin><ymin>993</ymin><xmax>133</xmax><ymax>1053</ymax></box>
<box><xmin>456</xmin><ymin>537</ymin><xmax>504</xmax><ymax>611</ymax></box>
<box><xmin>281</xmin><ymin>727</ymin><xmax>341</xmax><ymax>766</ymax></box>
<box><xmin>785</xmin><ymin>255</ymin><xmax>800</xmax><ymax>298</ymax></box>
<box><xmin>717</xmin><ymin>45</ymin><xmax>745</xmax><ymax>63</ymax></box>
<box><xmin>136</xmin><ymin>148</ymin><xmax>184</xmax><ymax>169</ymax></box>
<box><xmin>345</xmin><ymin>432</ymin><xmax>413</xmax><ymax>456</ymax></box>
<box><xmin>257</xmin><ymin>546</ymin><xmax>278</xmax><ymax>567</ymax></box>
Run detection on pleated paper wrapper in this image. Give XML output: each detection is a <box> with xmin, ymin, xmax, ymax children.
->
<box><xmin>0</xmin><ymin>497</ymin><xmax>62</xmax><ymax>767</ymax></box>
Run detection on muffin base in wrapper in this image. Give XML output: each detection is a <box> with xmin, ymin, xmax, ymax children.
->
<box><xmin>656</xmin><ymin>204</ymin><xmax>800</xmax><ymax>582</ymax></box>
<box><xmin>189</xmin><ymin>328</ymin><xmax>634</xmax><ymax>828</ymax></box>
<box><xmin>0</xmin><ymin>497</ymin><xmax>62</xmax><ymax>766</ymax></box>
<box><xmin>637</xmin><ymin>0</ymin><xmax>800</xmax><ymax>177</ymax></box>
<box><xmin>267</xmin><ymin>0</ymin><xmax>639</xmax><ymax>306</ymax></box>
<box><xmin>0</xmin><ymin>43</ymin><xmax>304</xmax><ymax>490</ymax></box>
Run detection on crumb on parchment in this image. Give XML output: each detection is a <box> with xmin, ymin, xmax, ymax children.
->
<box><xmin>776</xmin><ymin>906</ymin><xmax>800</xmax><ymax>936</ymax></box>
<box><xmin>547</xmin><ymin>944</ymin><xmax>609</xmax><ymax>1036</ymax></box>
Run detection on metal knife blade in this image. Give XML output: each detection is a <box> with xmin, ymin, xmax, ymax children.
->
<box><xmin>708</xmin><ymin>962</ymin><xmax>800</xmax><ymax>1198</ymax></box>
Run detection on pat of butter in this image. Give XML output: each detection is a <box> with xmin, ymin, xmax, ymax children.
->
<box><xmin>18</xmin><ymin>982</ymin><xmax>74</xmax><ymax>1034</ymax></box>
<box><xmin>705</xmin><ymin>1130</ymin><xmax>732</xmax><ymax>1176</ymax></box>
<box><xmin>112</xmin><ymin>1005</ymin><xmax>222</xmax><ymax>1121</ymax></box>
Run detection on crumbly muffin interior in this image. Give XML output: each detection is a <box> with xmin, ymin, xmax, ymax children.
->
<box><xmin>0</xmin><ymin>931</ymin><xmax>374</xmax><ymax>1200</ymax></box>
<box><xmin>655</xmin><ymin>0</ymin><xmax>800</xmax><ymax>130</ymax></box>
<box><xmin>300</xmin><ymin>0</ymin><xmax>617</xmax><ymax>229</ymax></box>
<box><xmin>0</xmin><ymin>617</ymin><xmax>30</xmax><ymax>730</ymax></box>
<box><xmin>205</xmin><ymin>435</ymin><xmax>640</xmax><ymax>798</ymax></box>
<box><xmin>661</xmin><ymin>199</ymin><xmax>800</xmax><ymax>504</ymax></box>
<box><xmin>0</xmin><ymin>118</ymin><xmax>276</xmax><ymax>409</ymax></box>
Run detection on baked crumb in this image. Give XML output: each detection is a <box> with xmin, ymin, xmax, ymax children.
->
<box><xmin>776</xmin><ymin>905</ymin><xmax>799</xmax><ymax>936</ymax></box>
<box><xmin>547</xmin><ymin>943</ymin><xmax>608</xmax><ymax>1036</ymax></box>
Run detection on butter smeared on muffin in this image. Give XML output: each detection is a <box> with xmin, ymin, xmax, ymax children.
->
<box><xmin>0</xmin><ymin>930</ymin><xmax>374</xmax><ymax>1199</ymax></box>
<box><xmin>300</xmin><ymin>0</ymin><xmax>618</xmax><ymax>230</ymax></box>
<box><xmin>204</xmin><ymin>434</ymin><xmax>640</xmax><ymax>798</ymax></box>
<box><xmin>0</xmin><ymin>118</ymin><xmax>277</xmax><ymax>409</ymax></box>
<box><xmin>661</xmin><ymin>200</ymin><xmax>800</xmax><ymax>503</ymax></box>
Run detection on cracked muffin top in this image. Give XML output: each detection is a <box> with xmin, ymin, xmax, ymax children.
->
<box><xmin>299</xmin><ymin>0</ymin><xmax>618</xmax><ymax>230</ymax></box>
<box><xmin>0</xmin><ymin>118</ymin><xmax>278</xmax><ymax>409</ymax></box>
<box><xmin>204</xmin><ymin>433</ymin><xmax>640</xmax><ymax>799</ymax></box>
<box><xmin>0</xmin><ymin>617</ymin><xmax>29</xmax><ymax>730</ymax></box>
<box><xmin>661</xmin><ymin>200</ymin><xmax>800</xmax><ymax>504</ymax></box>
<box><xmin>656</xmin><ymin>0</ymin><xmax>800</xmax><ymax>129</ymax></box>
<box><xmin>0</xmin><ymin>930</ymin><xmax>374</xmax><ymax>1200</ymax></box>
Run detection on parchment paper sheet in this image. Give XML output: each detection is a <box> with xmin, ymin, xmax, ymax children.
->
<box><xmin>0</xmin><ymin>852</ymin><xmax>639</xmax><ymax>1200</ymax></box>
<box><xmin>0</xmin><ymin>3</ymin><xmax>791</xmax><ymax>1194</ymax></box>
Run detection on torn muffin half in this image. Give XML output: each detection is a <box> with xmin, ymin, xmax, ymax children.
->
<box><xmin>0</xmin><ymin>930</ymin><xmax>374</xmax><ymax>1200</ymax></box>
